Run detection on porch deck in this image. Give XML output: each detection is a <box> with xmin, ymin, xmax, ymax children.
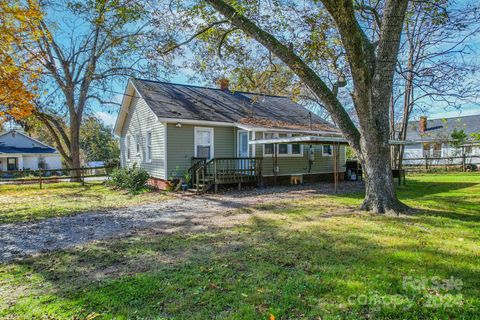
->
<box><xmin>189</xmin><ymin>157</ymin><xmax>263</xmax><ymax>192</ymax></box>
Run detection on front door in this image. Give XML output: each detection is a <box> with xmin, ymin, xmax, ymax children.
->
<box><xmin>7</xmin><ymin>157</ymin><xmax>18</xmax><ymax>171</ymax></box>
<box><xmin>237</xmin><ymin>131</ymin><xmax>250</xmax><ymax>173</ymax></box>
<box><xmin>237</xmin><ymin>131</ymin><xmax>249</xmax><ymax>158</ymax></box>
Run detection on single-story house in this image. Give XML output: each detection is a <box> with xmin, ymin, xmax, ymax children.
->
<box><xmin>114</xmin><ymin>78</ymin><xmax>346</xmax><ymax>190</ymax></box>
<box><xmin>0</xmin><ymin>130</ymin><xmax>62</xmax><ymax>171</ymax></box>
<box><xmin>401</xmin><ymin>115</ymin><xmax>480</xmax><ymax>165</ymax></box>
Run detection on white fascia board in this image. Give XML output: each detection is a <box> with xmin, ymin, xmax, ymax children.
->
<box><xmin>131</xmin><ymin>80</ymin><xmax>159</xmax><ymax>122</ymax></box>
<box><xmin>114</xmin><ymin>79</ymin><xmax>160</xmax><ymax>136</ymax></box>
<box><xmin>114</xmin><ymin>80</ymin><xmax>134</xmax><ymax>136</ymax></box>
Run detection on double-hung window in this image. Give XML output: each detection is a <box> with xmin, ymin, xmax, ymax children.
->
<box><xmin>126</xmin><ymin>136</ymin><xmax>131</xmax><ymax>161</ymax></box>
<box><xmin>136</xmin><ymin>134</ymin><xmax>141</xmax><ymax>155</ymax></box>
<box><xmin>278</xmin><ymin>133</ymin><xmax>288</xmax><ymax>155</ymax></box>
<box><xmin>264</xmin><ymin>133</ymin><xmax>275</xmax><ymax>155</ymax></box>
<box><xmin>195</xmin><ymin>127</ymin><xmax>214</xmax><ymax>159</ymax></box>
<box><xmin>291</xmin><ymin>134</ymin><xmax>301</xmax><ymax>155</ymax></box>
<box><xmin>146</xmin><ymin>131</ymin><xmax>152</xmax><ymax>162</ymax></box>
<box><xmin>322</xmin><ymin>145</ymin><xmax>333</xmax><ymax>156</ymax></box>
<box><xmin>422</xmin><ymin>143</ymin><xmax>442</xmax><ymax>157</ymax></box>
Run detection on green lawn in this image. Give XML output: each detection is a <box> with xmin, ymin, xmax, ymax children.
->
<box><xmin>1</xmin><ymin>173</ymin><xmax>479</xmax><ymax>319</ymax></box>
<box><xmin>0</xmin><ymin>181</ymin><xmax>169</xmax><ymax>224</ymax></box>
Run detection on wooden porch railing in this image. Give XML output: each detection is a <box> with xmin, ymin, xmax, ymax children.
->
<box><xmin>188</xmin><ymin>157</ymin><xmax>207</xmax><ymax>187</ymax></box>
<box><xmin>192</xmin><ymin>157</ymin><xmax>263</xmax><ymax>192</ymax></box>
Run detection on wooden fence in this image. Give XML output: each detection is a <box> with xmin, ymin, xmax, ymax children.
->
<box><xmin>0</xmin><ymin>166</ymin><xmax>117</xmax><ymax>188</ymax></box>
<box><xmin>402</xmin><ymin>155</ymin><xmax>480</xmax><ymax>173</ymax></box>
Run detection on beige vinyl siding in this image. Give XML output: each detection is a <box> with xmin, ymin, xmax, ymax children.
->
<box><xmin>253</xmin><ymin>132</ymin><xmax>346</xmax><ymax>176</ymax></box>
<box><xmin>120</xmin><ymin>93</ymin><xmax>166</xmax><ymax>179</ymax></box>
<box><xmin>166</xmin><ymin>124</ymin><xmax>235</xmax><ymax>178</ymax></box>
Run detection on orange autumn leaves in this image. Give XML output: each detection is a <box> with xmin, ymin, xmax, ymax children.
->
<box><xmin>0</xmin><ymin>0</ymin><xmax>42</xmax><ymax>122</ymax></box>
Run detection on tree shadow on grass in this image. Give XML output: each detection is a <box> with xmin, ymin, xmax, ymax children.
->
<box><xmin>3</xmin><ymin>211</ymin><xmax>479</xmax><ymax>319</ymax></box>
<box><xmin>396</xmin><ymin>180</ymin><xmax>479</xmax><ymax>199</ymax></box>
<box><xmin>409</xmin><ymin>208</ymin><xmax>480</xmax><ymax>228</ymax></box>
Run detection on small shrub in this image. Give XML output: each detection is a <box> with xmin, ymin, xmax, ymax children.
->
<box><xmin>110</xmin><ymin>168</ymin><xmax>129</xmax><ymax>189</ymax></box>
<box><xmin>109</xmin><ymin>165</ymin><xmax>149</xmax><ymax>193</ymax></box>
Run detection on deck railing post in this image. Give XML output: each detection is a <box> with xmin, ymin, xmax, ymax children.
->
<box><xmin>196</xmin><ymin>169</ymin><xmax>199</xmax><ymax>192</ymax></box>
<box><xmin>214</xmin><ymin>160</ymin><xmax>217</xmax><ymax>192</ymax></box>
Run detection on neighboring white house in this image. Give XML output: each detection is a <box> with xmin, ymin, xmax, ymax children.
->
<box><xmin>401</xmin><ymin>115</ymin><xmax>480</xmax><ymax>165</ymax></box>
<box><xmin>0</xmin><ymin>130</ymin><xmax>63</xmax><ymax>171</ymax></box>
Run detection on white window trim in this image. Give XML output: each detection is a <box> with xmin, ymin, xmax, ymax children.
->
<box><xmin>126</xmin><ymin>135</ymin><xmax>131</xmax><ymax>162</ymax></box>
<box><xmin>135</xmin><ymin>133</ymin><xmax>141</xmax><ymax>156</ymax></box>
<box><xmin>194</xmin><ymin>127</ymin><xmax>214</xmax><ymax>159</ymax></box>
<box><xmin>322</xmin><ymin>144</ymin><xmax>333</xmax><ymax>157</ymax></box>
<box><xmin>146</xmin><ymin>130</ymin><xmax>152</xmax><ymax>163</ymax></box>
<box><xmin>262</xmin><ymin>132</ymin><xmax>304</xmax><ymax>157</ymax></box>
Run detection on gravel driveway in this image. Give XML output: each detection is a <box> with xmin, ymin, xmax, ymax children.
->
<box><xmin>0</xmin><ymin>182</ymin><xmax>363</xmax><ymax>263</ymax></box>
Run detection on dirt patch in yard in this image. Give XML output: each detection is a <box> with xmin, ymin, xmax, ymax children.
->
<box><xmin>0</xmin><ymin>182</ymin><xmax>363</xmax><ymax>263</ymax></box>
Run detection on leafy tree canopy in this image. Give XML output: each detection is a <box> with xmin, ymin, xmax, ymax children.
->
<box><xmin>0</xmin><ymin>0</ymin><xmax>43</xmax><ymax>122</ymax></box>
<box><xmin>451</xmin><ymin>128</ymin><xmax>468</xmax><ymax>149</ymax></box>
<box><xmin>80</xmin><ymin>116</ymin><xmax>119</xmax><ymax>163</ymax></box>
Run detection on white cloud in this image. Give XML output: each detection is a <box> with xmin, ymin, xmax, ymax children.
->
<box><xmin>95</xmin><ymin>111</ymin><xmax>118</xmax><ymax>128</ymax></box>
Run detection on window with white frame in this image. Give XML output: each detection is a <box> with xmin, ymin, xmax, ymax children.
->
<box><xmin>278</xmin><ymin>133</ymin><xmax>288</xmax><ymax>154</ymax></box>
<box><xmin>146</xmin><ymin>131</ymin><xmax>152</xmax><ymax>162</ymax></box>
<box><xmin>136</xmin><ymin>134</ymin><xmax>141</xmax><ymax>155</ymax></box>
<box><xmin>322</xmin><ymin>145</ymin><xmax>333</xmax><ymax>156</ymax></box>
<box><xmin>195</xmin><ymin>127</ymin><xmax>214</xmax><ymax>159</ymax></box>
<box><xmin>291</xmin><ymin>134</ymin><xmax>301</xmax><ymax>154</ymax></box>
<box><xmin>263</xmin><ymin>133</ymin><xmax>303</xmax><ymax>156</ymax></box>
<box><xmin>264</xmin><ymin>132</ymin><xmax>275</xmax><ymax>155</ymax></box>
<box><xmin>127</xmin><ymin>136</ymin><xmax>131</xmax><ymax>160</ymax></box>
<box><xmin>422</xmin><ymin>142</ymin><xmax>442</xmax><ymax>157</ymax></box>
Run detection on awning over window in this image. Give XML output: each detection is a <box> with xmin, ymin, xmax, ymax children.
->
<box><xmin>249</xmin><ymin>135</ymin><xmax>420</xmax><ymax>146</ymax></box>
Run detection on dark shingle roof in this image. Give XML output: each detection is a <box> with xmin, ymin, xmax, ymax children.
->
<box><xmin>131</xmin><ymin>79</ymin><xmax>337</xmax><ymax>132</ymax></box>
<box><xmin>405</xmin><ymin>114</ymin><xmax>480</xmax><ymax>141</ymax></box>
<box><xmin>0</xmin><ymin>144</ymin><xmax>56</xmax><ymax>154</ymax></box>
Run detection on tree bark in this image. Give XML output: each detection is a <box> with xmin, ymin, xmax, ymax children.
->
<box><xmin>359</xmin><ymin>123</ymin><xmax>407</xmax><ymax>213</ymax></box>
<box><xmin>69</xmin><ymin>113</ymin><xmax>82</xmax><ymax>182</ymax></box>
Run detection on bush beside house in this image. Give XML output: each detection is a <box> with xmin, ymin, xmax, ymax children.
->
<box><xmin>109</xmin><ymin>165</ymin><xmax>149</xmax><ymax>193</ymax></box>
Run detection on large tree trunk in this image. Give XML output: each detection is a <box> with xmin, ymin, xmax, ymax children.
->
<box><xmin>355</xmin><ymin>90</ymin><xmax>407</xmax><ymax>213</ymax></box>
<box><xmin>359</xmin><ymin>135</ymin><xmax>406</xmax><ymax>213</ymax></box>
<box><xmin>69</xmin><ymin>114</ymin><xmax>82</xmax><ymax>182</ymax></box>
